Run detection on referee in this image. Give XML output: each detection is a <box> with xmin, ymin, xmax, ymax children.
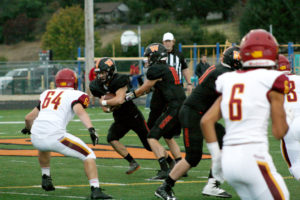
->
<box><xmin>162</xmin><ymin>32</ymin><xmax>192</xmax><ymax>94</ymax></box>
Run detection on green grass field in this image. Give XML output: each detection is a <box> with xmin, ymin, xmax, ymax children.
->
<box><xmin>0</xmin><ymin>107</ymin><xmax>299</xmax><ymax>200</ymax></box>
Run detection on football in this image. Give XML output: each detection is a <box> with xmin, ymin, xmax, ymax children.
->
<box><xmin>104</xmin><ymin>93</ymin><xmax>116</xmax><ymax>100</ymax></box>
<box><xmin>102</xmin><ymin>93</ymin><xmax>116</xmax><ymax>113</ymax></box>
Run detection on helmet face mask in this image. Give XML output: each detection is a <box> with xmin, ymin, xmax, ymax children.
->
<box><xmin>95</xmin><ymin>57</ymin><xmax>116</xmax><ymax>84</ymax></box>
<box><xmin>240</xmin><ymin>29</ymin><xmax>278</xmax><ymax>68</ymax></box>
<box><xmin>144</xmin><ymin>43</ymin><xmax>168</xmax><ymax>66</ymax></box>
<box><xmin>55</xmin><ymin>68</ymin><xmax>78</xmax><ymax>89</ymax></box>
<box><xmin>222</xmin><ymin>46</ymin><xmax>242</xmax><ymax>69</ymax></box>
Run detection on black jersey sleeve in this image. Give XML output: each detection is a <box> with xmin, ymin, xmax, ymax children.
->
<box><xmin>178</xmin><ymin>51</ymin><xmax>188</xmax><ymax>70</ymax></box>
<box><xmin>110</xmin><ymin>74</ymin><xmax>129</xmax><ymax>91</ymax></box>
<box><xmin>89</xmin><ymin>80</ymin><xmax>105</xmax><ymax>97</ymax></box>
<box><xmin>146</xmin><ymin>65</ymin><xmax>164</xmax><ymax>80</ymax></box>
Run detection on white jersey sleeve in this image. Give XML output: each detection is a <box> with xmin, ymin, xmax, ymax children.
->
<box><xmin>216</xmin><ymin>69</ymin><xmax>289</xmax><ymax>146</ymax></box>
<box><xmin>31</xmin><ymin>88</ymin><xmax>89</xmax><ymax>137</ymax></box>
<box><xmin>285</xmin><ymin>74</ymin><xmax>300</xmax><ymax>118</ymax></box>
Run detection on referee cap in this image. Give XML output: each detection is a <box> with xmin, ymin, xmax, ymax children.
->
<box><xmin>163</xmin><ymin>32</ymin><xmax>174</xmax><ymax>41</ymax></box>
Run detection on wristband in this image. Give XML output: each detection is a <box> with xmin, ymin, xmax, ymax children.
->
<box><xmin>101</xmin><ymin>100</ymin><xmax>107</xmax><ymax>106</ymax></box>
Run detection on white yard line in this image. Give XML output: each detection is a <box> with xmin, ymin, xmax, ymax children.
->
<box><xmin>0</xmin><ymin>191</ymin><xmax>86</xmax><ymax>199</ymax></box>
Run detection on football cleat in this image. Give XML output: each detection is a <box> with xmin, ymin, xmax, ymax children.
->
<box><xmin>150</xmin><ymin>170</ymin><xmax>169</xmax><ymax>180</ymax></box>
<box><xmin>155</xmin><ymin>182</ymin><xmax>176</xmax><ymax>200</ymax></box>
<box><xmin>202</xmin><ymin>178</ymin><xmax>232</xmax><ymax>198</ymax></box>
<box><xmin>126</xmin><ymin>161</ymin><xmax>140</xmax><ymax>175</ymax></box>
<box><xmin>41</xmin><ymin>174</ymin><xmax>55</xmax><ymax>191</ymax></box>
<box><xmin>91</xmin><ymin>186</ymin><xmax>112</xmax><ymax>199</ymax></box>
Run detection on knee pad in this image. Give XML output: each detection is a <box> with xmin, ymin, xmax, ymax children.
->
<box><xmin>185</xmin><ymin>152</ymin><xmax>202</xmax><ymax>167</ymax></box>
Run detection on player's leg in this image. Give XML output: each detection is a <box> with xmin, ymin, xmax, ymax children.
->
<box><xmin>202</xmin><ymin>122</ymin><xmax>231</xmax><ymax>198</ymax></box>
<box><xmin>281</xmin><ymin>117</ymin><xmax>300</xmax><ymax>181</ymax></box>
<box><xmin>107</xmin><ymin>121</ymin><xmax>140</xmax><ymax>174</ymax></box>
<box><xmin>222</xmin><ymin>144</ymin><xmax>289</xmax><ymax>200</ymax></box>
<box><xmin>55</xmin><ymin>133</ymin><xmax>112</xmax><ymax>199</ymax></box>
<box><xmin>31</xmin><ymin>135</ymin><xmax>56</xmax><ymax>191</ymax></box>
<box><xmin>38</xmin><ymin>150</ymin><xmax>55</xmax><ymax>191</ymax></box>
<box><xmin>130</xmin><ymin>109</ymin><xmax>152</xmax><ymax>151</ymax></box>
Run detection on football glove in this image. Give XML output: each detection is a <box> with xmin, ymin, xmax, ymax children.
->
<box><xmin>88</xmin><ymin>127</ymin><xmax>99</xmax><ymax>146</ymax></box>
<box><xmin>125</xmin><ymin>91</ymin><xmax>136</xmax><ymax>102</ymax></box>
<box><xmin>21</xmin><ymin>127</ymin><xmax>31</xmax><ymax>135</ymax></box>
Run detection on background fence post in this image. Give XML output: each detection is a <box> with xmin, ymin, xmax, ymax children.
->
<box><xmin>77</xmin><ymin>47</ymin><xmax>82</xmax><ymax>91</ymax></box>
<box><xmin>288</xmin><ymin>42</ymin><xmax>294</xmax><ymax>73</ymax></box>
<box><xmin>216</xmin><ymin>43</ymin><xmax>220</xmax><ymax>64</ymax></box>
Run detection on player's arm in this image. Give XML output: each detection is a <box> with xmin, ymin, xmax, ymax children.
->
<box><xmin>125</xmin><ymin>78</ymin><xmax>160</xmax><ymax>101</ymax></box>
<box><xmin>73</xmin><ymin>103</ymin><xmax>99</xmax><ymax>146</ymax></box>
<box><xmin>269</xmin><ymin>90</ymin><xmax>289</xmax><ymax>139</ymax></box>
<box><xmin>73</xmin><ymin>103</ymin><xmax>93</xmax><ymax>128</ymax></box>
<box><xmin>200</xmin><ymin>96</ymin><xmax>224</xmax><ymax>183</ymax></box>
<box><xmin>201</xmin><ymin>96</ymin><xmax>222</xmax><ymax>143</ymax></box>
<box><xmin>135</xmin><ymin>79</ymin><xmax>159</xmax><ymax>97</ymax></box>
<box><xmin>21</xmin><ymin>106</ymin><xmax>40</xmax><ymax>134</ymax></box>
<box><xmin>100</xmin><ymin>86</ymin><xmax>127</xmax><ymax>107</ymax></box>
<box><xmin>182</xmin><ymin>68</ymin><xmax>193</xmax><ymax>94</ymax></box>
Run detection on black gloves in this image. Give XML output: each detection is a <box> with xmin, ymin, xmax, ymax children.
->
<box><xmin>21</xmin><ymin>127</ymin><xmax>31</xmax><ymax>135</ymax></box>
<box><xmin>88</xmin><ymin>127</ymin><xmax>99</xmax><ymax>146</ymax></box>
<box><xmin>125</xmin><ymin>91</ymin><xmax>137</xmax><ymax>102</ymax></box>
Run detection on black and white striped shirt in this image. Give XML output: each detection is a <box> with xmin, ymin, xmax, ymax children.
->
<box><xmin>166</xmin><ymin>49</ymin><xmax>188</xmax><ymax>84</ymax></box>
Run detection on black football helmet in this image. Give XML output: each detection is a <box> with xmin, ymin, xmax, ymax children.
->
<box><xmin>144</xmin><ymin>43</ymin><xmax>168</xmax><ymax>66</ymax></box>
<box><xmin>95</xmin><ymin>57</ymin><xmax>116</xmax><ymax>83</ymax></box>
<box><xmin>222</xmin><ymin>46</ymin><xmax>242</xmax><ymax>69</ymax></box>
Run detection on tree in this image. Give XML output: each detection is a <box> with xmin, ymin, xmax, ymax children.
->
<box><xmin>42</xmin><ymin>6</ymin><xmax>101</xmax><ymax>60</ymax></box>
<box><xmin>239</xmin><ymin>0</ymin><xmax>300</xmax><ymax>43</ymax></box>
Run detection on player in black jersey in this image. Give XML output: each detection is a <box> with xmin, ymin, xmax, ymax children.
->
<box><xmin>155</xmin><ymin>46</ymin><xmax>242</xmax><ymax>200</ymax></box>
<box><xmin>126</xmin><ymin>43</ymin><xmax>186</xmax><ymax>180</ymax></box>
<box><xmin>89</xmin><ymin>57</ymin><xmax>151</xmax><ymax>175</ymax></box>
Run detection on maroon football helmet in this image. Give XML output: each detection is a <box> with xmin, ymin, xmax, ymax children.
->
<box><xmin>277</xmin><ymin>54</ymin><xmax>291</xmax><ymax>72</ymax></box>
<box><xmin>240</xmin><ymin>29</ymin><xmax>278</xmax><ymax>68</ymax></box>
<box><xmin>55</xmin><ymin>68</ymin><xmax>78</xmax><ymax>89</ymax></box>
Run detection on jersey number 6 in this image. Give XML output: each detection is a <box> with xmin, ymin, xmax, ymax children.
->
<box><xmin>229</xmin><ymin>84</ymin><xmax>244</xmax><ymax>121</ymax></box>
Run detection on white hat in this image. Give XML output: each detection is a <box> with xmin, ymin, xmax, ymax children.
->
<box><xmin>163</xmin><ymin>32</ymin><xmax>174</xmax><ymax>41</ymax></box>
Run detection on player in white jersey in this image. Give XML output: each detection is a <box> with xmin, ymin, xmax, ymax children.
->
<box><xmin>200</xmin><ymin>29</ymin><xmax>290</xmax><ymax>199</ymax></box>
<box><xmin>277</xmin><ymin>54</ymin><xmax>300</xmax><ymax>181</ymax></box>
<box><xmin>21</xmin><ymin>68</ymin><xmax>112</xmax><ymax>199</ymax></box>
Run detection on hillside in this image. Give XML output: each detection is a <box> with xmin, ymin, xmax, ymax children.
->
<box><xmin>0</xmin><ymin>22</ymin><xmax>240</xmax><ymax>62</ymax></box>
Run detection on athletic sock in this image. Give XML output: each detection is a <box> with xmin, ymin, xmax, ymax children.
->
<box><xmin>166</xmin><ymin>155</ymin><xmax>174</xmax><ymax>164</ymax></box>
<box><xmin>158</xmin><ymin>157</ymin><xmax>169</xmax><ymax>171</ymax></box>
<box><xmin>124</xmin><ymin>153</ymin><xmax>134</xmax><ymax>163</ymax></box>
<box><xmin>165</xmin><ymin>175</ymin><xmax>176</xmax><ymax>187</ymax></box>
<box><xmin>208</xmin><ymin>169</ymin><xmax>213</xmax><ymax>179</ymax></box>
<box><xmin>175</xmin><ymin>157</ymin><xmax>182</xmax><ymax>163</ymax></box>
<box><xmin>89</xmin><ymin>178</ymin><xmax>100</xmax><ymax>188</ymax></box>
<box><xmin>41</xmin><ymin>167</ymin><xmax>50</xmax><ymax>176</ymax></box>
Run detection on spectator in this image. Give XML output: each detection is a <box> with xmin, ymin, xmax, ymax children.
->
<box><xmin>195</xmin><ymin>55</ymin><xmax>210</xmax><ymax>78</ymax></box>
<box><xmin>130</xmin><ymin>62</ymin><xmax>140</xmax><ymax>90</ymax></box>
<box><xmin>88</xmin><ymin>67</ymin><xmax>96</xmax><ymax>107</ymax></box>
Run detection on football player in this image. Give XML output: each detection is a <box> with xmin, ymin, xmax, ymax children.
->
<box><xmin>89</xmin><ymin>57</ymin><xmax>152</xmax><ymax>175</ymax></box>
<box><xmin>21</xmin><ymin>68</ymin><xmax>112</xmax><ymax>199</ymax></box>
<box><xmin>278</xmin><ymin>54</ymin><xmax>300</xmax><ymax>181</ymax></box>
<box><xmin>155</xmin><ymin>46</ymin><xmax>241</xmax><ymax>199</ymax></box>
<box><xmin>201</xmin><ymin>29</ymin><xmax>290</xmax><ymax>199</ymax></box>
<box><xmin>126</xmin><ymin>43</ymin><xmax>186</xmax><ymax>181</ymax></box>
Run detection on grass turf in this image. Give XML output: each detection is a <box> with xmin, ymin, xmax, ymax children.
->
<box><xmin>0</xmin><ymin>107</ymin><xmax>299</xmax><ymax>200</ymax></box>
